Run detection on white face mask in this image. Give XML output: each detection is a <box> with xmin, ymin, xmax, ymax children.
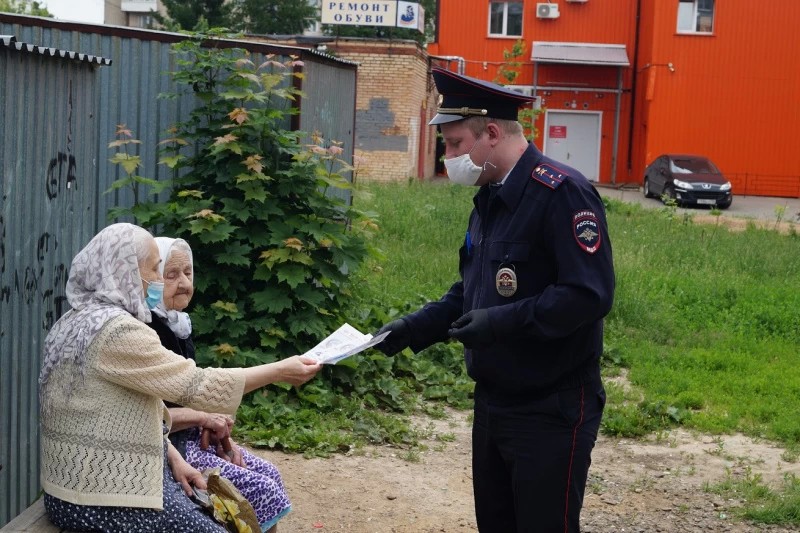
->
<box><xmin>444</xmin><ymin>134</ymin><xmax>493</xmax><ymax>186</ymax></box>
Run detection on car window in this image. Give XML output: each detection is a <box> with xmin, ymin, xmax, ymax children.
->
<box><xmin>670</xmin><ymin>158</ymin><xmax>718</xmax><ymax>174</ymax></box>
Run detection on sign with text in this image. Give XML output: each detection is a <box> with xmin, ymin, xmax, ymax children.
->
<box><xmin>322</xmin><ymin>1</ymin><xmax>424</xmax><ymax>32</ymax></box>
<box><xmin>549</xmin><ymin>125</ymin><xmax>567</xmax><ymax>139</ymax></box>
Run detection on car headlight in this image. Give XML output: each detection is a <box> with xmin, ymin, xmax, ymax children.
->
<box><xmin>673</xmin><ymin>179</ymin><xmax>694</xmax><ymax>190</ymax></box>
<box><xmin>720</xmin><ymin>181</ymin><xmax>732</xmax><ymax>191</ymax></box>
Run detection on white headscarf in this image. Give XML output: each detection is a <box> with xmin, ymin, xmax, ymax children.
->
<box><xmin>152</xmin><ymin>237</ymin><xmax>193</xmax><ymax>339</ymax></box>
<box><xmin>39</xmin><ymin>223</ymin><xmax>153</xmax><ymax>394</ymax></box>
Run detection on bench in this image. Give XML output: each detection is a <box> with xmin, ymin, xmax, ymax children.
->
<box><xmin>0</xmin><ymin>499</ymin><xmax>66</xmax><ymax>533</ymax></box>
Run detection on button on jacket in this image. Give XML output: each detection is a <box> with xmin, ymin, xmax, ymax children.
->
<box><xmin>404</xmin><ymin>143</ymin><xmax>615</xmax><ymax>397</ymax></box>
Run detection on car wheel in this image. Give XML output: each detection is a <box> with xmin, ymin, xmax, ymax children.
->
<box><xmin>643</xmin><ymin>178</ymin><xmax>655</xmax><ymax>198</ymax></box>
<box><xmin>662</xmin><ymin>186</ymin><xmax>677</xmax><ymax>205</ymax></box>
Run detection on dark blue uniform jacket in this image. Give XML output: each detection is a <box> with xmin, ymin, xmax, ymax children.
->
<box><xmin>404</xmin><ymin>143</ymin><xmax>615</xmax><ymax>398</ymax></box>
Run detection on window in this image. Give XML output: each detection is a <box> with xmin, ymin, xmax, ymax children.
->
<box><xmin>677</xmin><ymin>0</ymin><xmax>715</xmax><ymax>33</ymax></box>
<box><xmin>489</xmin><ymin>2</ymin><xmax>523</xmax><ymax>37</ymax></box>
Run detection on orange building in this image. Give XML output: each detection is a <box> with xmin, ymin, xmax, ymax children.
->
<box><xmin>428</xmin><ymin>0</ymin><xmax>800</xmax><ymax>197</ymax></box>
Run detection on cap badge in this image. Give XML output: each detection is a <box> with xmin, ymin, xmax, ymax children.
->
<box><xmin>496</xmin><ymin>267</ymin><xmax>518</xmax><ymax>297</ymax></box>
<box><xmin>437</xmin><ymin>94</ymin><xmax>444</xmax><ymax>106</ymax></box>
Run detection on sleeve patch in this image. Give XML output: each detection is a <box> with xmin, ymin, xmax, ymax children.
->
<box><xmin>531</xmin><ymin>164</ymin><xmax>568</xmax><ymax>190</ymax></box>
<box><xmin>573</xmin><ymin>210</ymin><xmax>602</xmax><ymax>254</ymax></box>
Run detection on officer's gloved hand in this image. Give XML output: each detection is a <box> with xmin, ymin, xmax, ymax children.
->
<box><xmin>448</xmin><ymin>309</ymin><xmax>494</xmax><ymax>349</ymax></box>
<box><xmin>374</xmin><ymin>318</ymin><xmax>412</xmax><ymax>356</ymax></box>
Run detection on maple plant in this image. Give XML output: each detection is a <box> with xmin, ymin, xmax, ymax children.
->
<box><xmin>110</xmin><ymin>33</ymin><xmax>374</xmax><ymax>369</ymax></box>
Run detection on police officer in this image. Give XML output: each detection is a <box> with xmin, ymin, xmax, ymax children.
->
<box><xmin>375</xmin><ymin>67</ymin><xmax>615</xmax><ymax>532</ymax></box>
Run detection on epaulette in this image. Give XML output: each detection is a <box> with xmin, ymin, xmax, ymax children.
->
<box><xmin>531</xmin><ymin>163</ymin><xmax>569</xmax><ymax>190</ymax></box>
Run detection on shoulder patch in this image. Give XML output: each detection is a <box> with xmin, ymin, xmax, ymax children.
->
<box><xmin>573</xmin><ymin>210</ymin><xmax>602</xmax><ymax>254</ymax></box>
<box><xmin>531</xmin><ymin>164</ymin><xmax>569</xmax><ymax>190</ymax></box>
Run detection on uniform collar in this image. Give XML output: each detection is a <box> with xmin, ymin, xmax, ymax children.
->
<box><xmin>474</xmin><ymin>144</ymin><xmax>543</xmax><ymax>212</ymax></box>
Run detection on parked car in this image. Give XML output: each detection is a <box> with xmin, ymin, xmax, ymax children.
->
<box><xmin>643</xmin><ymin>154</ymin><xmax>733</xmax><ymax>209</ymax></box>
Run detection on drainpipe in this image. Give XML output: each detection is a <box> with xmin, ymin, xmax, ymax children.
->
<box><xmin>626</xmin><ymin>0</ymin><xmax>642</xmax><ymax>176</ymax></box>
<box><xmin>430</xmin><ymin>55</ymin><xmax>466</xmax><ymax>74</ymax></box>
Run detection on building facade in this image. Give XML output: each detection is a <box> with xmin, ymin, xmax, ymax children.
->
<box><xmin>429</xmin><ymin>0</ymin><xmax>800</xmax><ymax>197</ymax></box>
<box><xmin>258</xmin><ymin>35</ymin><xmax>438</xmax><ymax>182</ymax></box>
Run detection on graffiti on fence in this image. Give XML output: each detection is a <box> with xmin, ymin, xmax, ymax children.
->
<box><xmin>0</xmin><ymin>231</ymin><xmax>68</xmax><ymax>330</ymax></box>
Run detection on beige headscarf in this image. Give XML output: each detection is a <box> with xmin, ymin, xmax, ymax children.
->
<box><xmin>39</xmin><ymin>223</ymin><xmax>153</xmax><ymax>395</ymax></box>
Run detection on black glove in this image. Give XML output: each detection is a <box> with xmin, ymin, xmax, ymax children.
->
<box><xmin>448</xmin><ymin>309</ymin><xmax>494</xmax><ymax>349</ymax></box>
<box><xmin>373</xmin><ymin>318</ymin><xmax>412</xmax><ymax>356</ymax></box>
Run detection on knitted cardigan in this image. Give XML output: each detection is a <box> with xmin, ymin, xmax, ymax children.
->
<box><xmin>40</xmin><ymin>314</ymin><xmax>246</xmax><ymax>509</ymax></box>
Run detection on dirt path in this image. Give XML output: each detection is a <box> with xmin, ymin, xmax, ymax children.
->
<box><xmin>247</xmin><ymin>408</ymin><xmax>799</xmax><ymax>533</ymax></box>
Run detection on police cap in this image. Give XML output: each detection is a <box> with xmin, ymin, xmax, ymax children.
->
<box><xmin>429</xmin><ymin>67</ymin><xmax>535</xmax><ymax>126</ymax></box>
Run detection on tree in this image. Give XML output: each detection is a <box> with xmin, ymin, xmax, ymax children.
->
<box><xmin>153</xmin><ymin>0</ymin><xmax>233</xmax><ymax>31</ymax></box>
<box><xmin>495</xmin><ymin>39</ymin><xmax>542</xmax><ymax>141</ymax></box>
<box><xmin>233</xmin><ymin>0</ymin><xmax>317</xmax><ymax>35</ymax></box>
<box><xmin>0</xmin><ymin>0</ymin><xmax>51</xmax><ymax>16</ymax></box>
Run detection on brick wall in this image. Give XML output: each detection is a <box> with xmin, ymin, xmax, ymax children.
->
<box><xmin>253</xmin><ymin>36</ymin><xmax>438</xmax><ymax>183</ymax></box>
<box><xmin>331</xmin><ymin>39</ymin><xmax>436</xmax><ymax>182</ymax></box>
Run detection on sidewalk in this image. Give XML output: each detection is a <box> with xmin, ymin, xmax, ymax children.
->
<box><xmin>596</xmin><ymin>184</ymin><xmax>800</xmax><ymax>223</ymax></box>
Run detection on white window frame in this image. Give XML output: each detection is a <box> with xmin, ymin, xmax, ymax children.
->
<box><xmin>677</xmin><ymin>0</ymin><xmax>715</xmax><ymax>34</ymax></box>
<box><xmin>488</xmin><ymin>2</ymin><xmax>523</xmax><ymax>38</ymax></box>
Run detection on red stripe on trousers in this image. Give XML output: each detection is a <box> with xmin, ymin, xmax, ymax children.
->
<box><xmin>563</xmin><ymin>384</ymin><xmax>586</xmax><ymax>533</ymax></box>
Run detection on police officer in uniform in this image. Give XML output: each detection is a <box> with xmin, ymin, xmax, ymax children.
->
<box><xmin>375</xmin><ymin>67</ymin><xmax>615</xmax><ymax>532</ymax></box>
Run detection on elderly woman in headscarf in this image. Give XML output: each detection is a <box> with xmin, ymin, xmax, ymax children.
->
<box><xmin>150</xmin><ymin>237</ymin><xmax>291</xmax><ymax>533</ymax></box>
<box><xmin>39</xmin><ymin>223</ymin><xmax>321</xmax><ymax>533</ymax></box>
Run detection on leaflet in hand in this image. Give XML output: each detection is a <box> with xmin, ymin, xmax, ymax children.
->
<box><xmin>303</xmin><ymin>323</ymin><xmax>390</xmax><ymax>365</ymax></box>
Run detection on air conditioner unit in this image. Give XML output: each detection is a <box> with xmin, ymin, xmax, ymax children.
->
<box><xmin>536</xmin><ymin>3</ymin><xmax>560</xmax><ymax>19</ymax></box>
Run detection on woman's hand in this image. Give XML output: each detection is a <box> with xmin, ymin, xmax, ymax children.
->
<box><xmin>243</xmin><ymin>355</ymin><xmax>323</xmax><ymax>393</ymax></box>
<box><xmin>167</xmin><ymin>442</ymin><xmax>207</xmax><ymax>496</ymax></box>
<box><xmin>199</xmin><ymin>413</ymin><xmax>233</xmax><ymax>449</ymax></box>
<box><xmin>278</xmin><ymin>355</ymin><xmax>323</xmax><ymax>386</ymax></box>
<box><xmin>216</xmin><ymin>436</ymin><xmax>247</xmax><ymax>468</ymax></box>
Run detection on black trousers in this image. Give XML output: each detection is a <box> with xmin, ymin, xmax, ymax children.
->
<box><xmin>472</xmin><ymin>380</ymin><xmax>605</xmax><ymax>533</ymax></box>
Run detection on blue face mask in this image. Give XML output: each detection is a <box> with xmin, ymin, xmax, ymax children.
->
<box><xmin>142</xmin><ymin>278</ymin><xmax>165</xmax><ymax>309</ymax></box>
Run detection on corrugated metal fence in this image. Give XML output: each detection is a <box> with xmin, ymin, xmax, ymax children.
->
<box><xmin>0</xmin><ymin>13</ymin><xmax>357</xmax><ymax>526</ymax></box>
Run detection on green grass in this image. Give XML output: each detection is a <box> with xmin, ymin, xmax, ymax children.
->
<box><xmin>353</xmin><ymin>182</ymin><xmax>800</xmax><ymax>446</ymax></box>
<box><xmin>706</xmin><ymin>470</ymin><xmax>800</xmax><ymax>526</ymax></box>
<box><xmin>351</xmin><ymin>180</ymin><xmax>473</xmax><ymax>305</ymax></box>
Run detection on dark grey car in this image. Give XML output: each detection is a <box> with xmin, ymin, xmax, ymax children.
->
<box><xmin>643</xmin><ymin>154</ymin><xmax>733</xmax><ymax>209</ymax></box>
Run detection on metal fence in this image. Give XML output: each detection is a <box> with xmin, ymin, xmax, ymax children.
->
<box><xmin>0</xmin><ymin>13</ymin><xmax>357</xmax><ymax>526</ymax></box>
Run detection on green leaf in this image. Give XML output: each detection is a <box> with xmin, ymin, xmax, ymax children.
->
<box><xmin>250</xmin><ymin>287</ymin><xmax>293</xmax><ymax>314</ymax></box>
<box><xmin>293</xmin><ymin>284</ymin><xmax>327</xmax><ymax>308</ymax></box>
<box><xmin>237</xmin><ymin>181</ymin><xmax>268</xmax><ymax>203</ymax></box>
<box><xmin>217</xmin><ymin>242</ymin><xmax>251</xmax><ymax>267</ymax></box>
<box><xmin>211</xmin><ymin>300</ymin><xmax>240</xmax><ymax>318</ymax></box>
<box><xmin>109</xmin><ymin>153</ymin><xmax>141</xmax><ymax>174</ymax></box>
<box><xmin>159</xmin><ymin>155</ymin><xmax>184</xmax><ymax>169</ymax></box>
<box><xmin>276</xmin><ymin>264</ymin><xmax>308</xmax><ymax>288</ymax></box>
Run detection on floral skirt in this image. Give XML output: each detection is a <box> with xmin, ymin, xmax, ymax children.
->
<box><xmin>181</xmin><ymin>428</ymin><xmax>291</xmax><ymax>531</ymax></box>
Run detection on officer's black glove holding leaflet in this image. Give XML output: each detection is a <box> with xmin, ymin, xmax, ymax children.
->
<box><xmin>373</xmin><ymin>318</ymin><xmax>412</xmax><ymax>356</ymax></box>
<box><xmin>448</xmin><ymin>309</ymin><xmax>494</xmax><ymax>349</ymax></box>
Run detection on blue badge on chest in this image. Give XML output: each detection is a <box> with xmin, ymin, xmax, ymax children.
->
<box><xmin>573</xmin><ymin>210</ymin><xmax>602</xmax><ymax>254</ymax></box>
<box><xmin>531</xmin><ymin>164</ymin><xmax>568</xmax><ymax>190</ymax></box>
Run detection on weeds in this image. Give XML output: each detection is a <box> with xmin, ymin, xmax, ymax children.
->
<box><xmin>706</xmin><ymin>469</ymin><xmax>800</xmax><ymax>526</ymax></box>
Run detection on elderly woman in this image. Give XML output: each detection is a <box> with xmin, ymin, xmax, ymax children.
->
<box><xmin>150</xmin><ymin>237</ymin><xmax>291</xmax><ymax>533</ymax></box>
<box><xmin>39</xmin><ymin>223</ymin><xmax>321</xmax><ymax>532</ymax></box>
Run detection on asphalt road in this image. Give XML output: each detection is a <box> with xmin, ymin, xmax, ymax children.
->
<box><xmin>596</xmin><ymin>184</ymin><xmax>800</xmax><ymax>223</ymax></box>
